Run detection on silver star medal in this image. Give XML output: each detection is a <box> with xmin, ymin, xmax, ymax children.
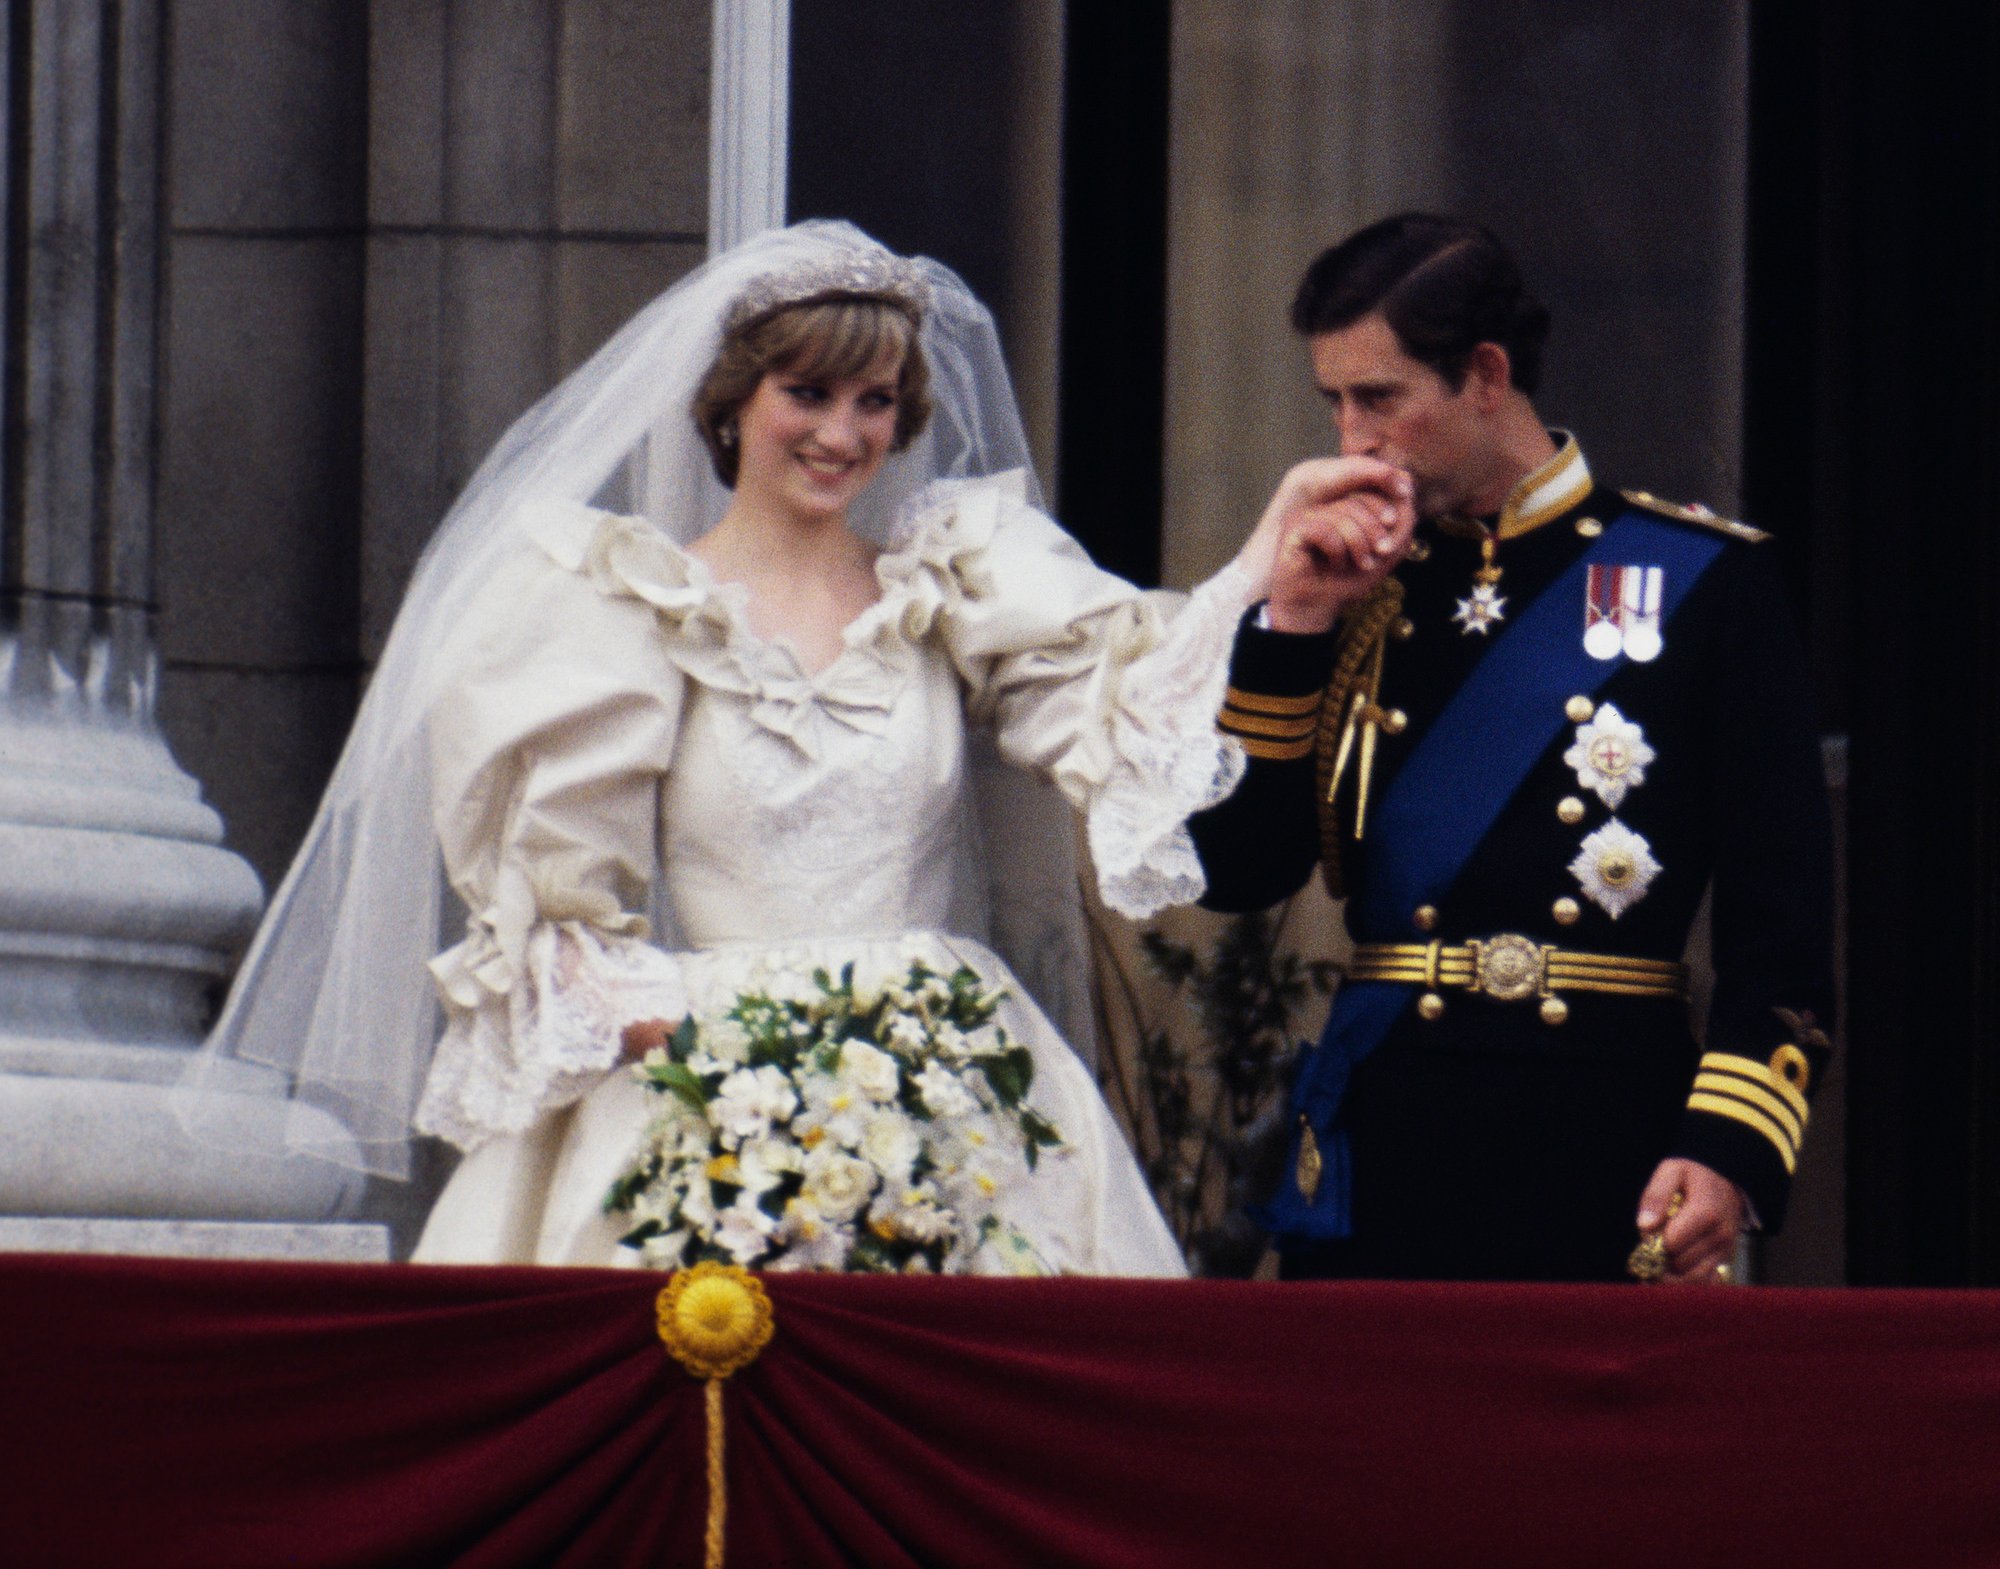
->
<box><xmin>1568</xmin><ymin>818</ymin><xmax>1662</xmax><ymax>919</ymax></box>
<box><xmin>1452</xmin><ymin>581</ymin><xmax>1507</xmax><ymax>635</ymax></box>
<box><xmin>1563</xmin><ymin>703</ymin><xmax>1655</xmax><ymax>809</ymax></box>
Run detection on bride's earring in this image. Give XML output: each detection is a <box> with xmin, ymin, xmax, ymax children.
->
<box><xmin>718</xmin><ymin>419</ymin><xmax>737</xmax><ymax>449</ymax></box>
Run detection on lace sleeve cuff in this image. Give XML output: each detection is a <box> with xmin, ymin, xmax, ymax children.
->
<box><xmin>1088</xmin><ymin>560</ymin><xmax>1257</xmax><ymax>918</ymax></box>
<box><xmin>414</xmin><ymin>919</ymin><xmax>687</xmax><ymax>1152</ymax></box>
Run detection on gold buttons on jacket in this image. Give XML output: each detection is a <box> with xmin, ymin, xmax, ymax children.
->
<box><xmin>1552</xmin><ymin>897</ymin><xmax>1581</xmax><ymax>927</ymax></box>
<box><xmin>1412</xmin><ymin>905</ymin><xmax>1438</xmax><ymax>932</ymax></box>
<box><xmin>1392</xmin><ymin>617</ymin><xmax>1415</xmax><ymax>641</ymax></box>
<box><xmin>1417</xmin><ymin>992</ymin><xmax>1445</xmax><ymax>1021</ymax></box>
<box><xmin>1575</xmin><ymin>516</ymin><xmax>1604</xmax><ymax>539</ymax></box>
<box><xmin>1540</xmin><ymin>997</ymin><xmax>1570</xmax><ymax>1025</ymax></box>
<box><xmin>1565</xmin><ymin>696</ymin><xmax>1595</xmax><ymax>723</ymax></box>
<box><xmin>1406</xmin><ymin>539</ymin><xmax>1432</xmax><ymax>562</ymax></box>
<box><xmin>1557</xmin><ymin>796</ymin><xmax>1586</xmax><ymax>824</ymax></box>
<box><xmin>1381</xmin><ymin>708</ymin><xmax>1408</xmax><ymax>734</ymax></box>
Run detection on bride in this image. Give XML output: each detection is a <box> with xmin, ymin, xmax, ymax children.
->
<box><xmin>190</xmin><ymin>221</ymin><xmax>1385</xmax><ymax>1276</ymax></box>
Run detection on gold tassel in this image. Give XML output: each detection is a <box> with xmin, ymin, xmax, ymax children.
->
<box><xmin>657</xmin><ymin>1262</ymin><xmax>777</xmax><ymax>1567</ymax></box>
<box><xmin>1625</xmin><ymin>1192</ymin><xmax>1686</xmax><ymax>1283</ymax></box>
<box><xmin>703</xmin><ymin>1378</ymin><xmax>727</xmax><ymax>1568</ymax></box>
<box><xmin>1295</xmin><ymin>1117</ymin><xmax>1323</xmax><ymax>1203</ymax></box>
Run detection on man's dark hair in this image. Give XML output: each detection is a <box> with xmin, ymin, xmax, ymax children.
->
<box><xmin>1290</xmin><ymin>213</ymin><xmax>1551</xmax><ymax>394</ymax></box>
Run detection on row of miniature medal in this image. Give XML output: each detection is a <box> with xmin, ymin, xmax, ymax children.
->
<box><xmin>1449</xmin><ymin>524</ymin><xmax>1667</xmax><ymax>663</ymax></box>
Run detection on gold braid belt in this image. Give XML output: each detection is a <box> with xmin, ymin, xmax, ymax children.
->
<box><xmin>1347</xmin><ymin>935</ymin><xmax>1688</xmax><ymax>1015</ymax></box>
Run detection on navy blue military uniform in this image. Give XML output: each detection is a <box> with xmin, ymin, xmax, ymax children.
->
<box><xmin>1190</xmin><ymin>439</ymin><xmax>1836</xmax><ymax>1281</ymax></box>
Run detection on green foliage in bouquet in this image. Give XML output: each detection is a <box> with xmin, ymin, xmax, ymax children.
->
<box><xmin>608</xmin><ymin>959</ymin><xmax>1061</xmax><ymax>1274</ymax></box>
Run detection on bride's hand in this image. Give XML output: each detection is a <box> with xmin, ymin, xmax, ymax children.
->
<box><xmin>1236</xmin><ymin>456</ymin><xmax>1414</xmax><ymax>633</ymax></box>
<box><xmin>620</xmin><ymin>1017</ymin><xmax>680</xmax><ymax>1060</ymax></box>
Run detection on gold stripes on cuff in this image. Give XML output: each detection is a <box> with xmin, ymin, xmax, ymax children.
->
<box><xmin>1219</xmin><ymin>686</ymin><xmax>1320</xmax><ymax>761</ymax></box>
<box><xmin>1688</xmin><ymin>1052</ymin><xmax>1810</xmax><ymax>1174</ymax></box>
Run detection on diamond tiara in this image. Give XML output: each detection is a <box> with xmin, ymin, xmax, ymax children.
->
<box><xmin>723</xmin><ymin>249</ymin><xmax>931</xmax><ymax>334</ymax></box>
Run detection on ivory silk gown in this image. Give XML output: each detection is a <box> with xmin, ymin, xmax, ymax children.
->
<box><xmin>410</xmin><ymin>472</ymin><xmax>1253</xmax><ymax>1275</ymax></box>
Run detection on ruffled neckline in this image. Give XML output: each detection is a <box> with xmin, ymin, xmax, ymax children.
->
<box><xmin>519</xmin><ymin>470</ymin><xmax>1030</xmax><ymax>756</ymax></box>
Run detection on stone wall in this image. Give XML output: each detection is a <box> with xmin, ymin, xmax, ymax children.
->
<box><xmin>151</xmin><ymin>0</ymin><xmax>711</xmax><ymax>1250</ymax></box>
<box><xmin>1163</xmin><ymin>1</ymin><xmax>1750</xmax><ymax>586</ymax></box>
<box><xmin>156</xmin><ymin>0</ymin><xmax>711</xmax><ymax>898</ymax></box>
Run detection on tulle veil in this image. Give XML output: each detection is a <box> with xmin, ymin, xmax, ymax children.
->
<box><xmin>183</xmin><ymin>221</ymin><xmax>1098</xmax><ymax>1180</ymax></box>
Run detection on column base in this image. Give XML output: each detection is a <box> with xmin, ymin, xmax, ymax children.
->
<box><xmin>0</xmin><ymin>1216</ymin><xmax>389</xmax><ymax>1261</ymax></box>
<box><xmin>0</xmin><ymin>1072</ymin><xmax>368</xmax><ymax>1222</ymax></box>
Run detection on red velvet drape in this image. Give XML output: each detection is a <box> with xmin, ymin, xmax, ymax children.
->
<box><xmin>3</xmin><ymin>1254</ymin><xmax>1995</xmax><ymax>1567</ymax></box>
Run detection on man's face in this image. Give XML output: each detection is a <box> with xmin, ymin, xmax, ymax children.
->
<box><xmin>1308</xmin><ymin>314</ymin><xmax>1493</xmax><ymax>519</ymax></box>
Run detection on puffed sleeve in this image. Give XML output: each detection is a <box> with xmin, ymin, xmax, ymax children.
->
<box><xmin>882</xmin><ymin>473</ymin><xmax>1261</xmax><ymax>918</ymax></box>
<box><xmin>412</xmin><ymin>500</ymin><xmax>691</xmax><ymax>1152</ymax></box>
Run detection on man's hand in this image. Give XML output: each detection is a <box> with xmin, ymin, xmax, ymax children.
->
<box><xmin>1238</xmin><ymin>456</ymin><xmax>1416</xmax><ymax>635</ymax></box>
<box><xmin>620</xmin><ymin>1017</ymin><xmax>679</xmax><ymax>1061</ymax></box>
<box><xmin>1636</xmin><ymin>1158</ymin><xmax>1744</xmax><ymax>1283</ymax></box>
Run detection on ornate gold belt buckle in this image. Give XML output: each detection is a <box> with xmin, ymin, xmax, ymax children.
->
<box><xmin>1470</xmin><ymin>933</ymin><xmax>1546</xmax><ymax>1002</ymax></box>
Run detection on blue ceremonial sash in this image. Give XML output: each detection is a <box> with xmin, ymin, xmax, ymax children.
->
<box><xmin>1262</xmin><ymin>510</ymin><xmax>1728</xmax><ymax>1243</ymax></box>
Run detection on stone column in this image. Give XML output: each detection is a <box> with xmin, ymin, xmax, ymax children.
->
<box><xmin>709</xmin><ymin>0</ymin><xmax>788</xmax><ymax>251</ymax></box>
<box><xmin>0</xmin><ymin>0</ymin><xmax>370</xmax><ymax>1255</ymax></box>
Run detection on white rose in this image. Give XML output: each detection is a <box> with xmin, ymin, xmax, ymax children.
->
<box><xmin>839</xmin><ymin>1040</ymin><xmax>904</xmax><ymax>1102</ymax></box>
<box><xmin>699</xmin><ymin>1016</ymin><xmax>754</xmax><ymax>1064</ymax></box>
<box><xmin>859</xmin><ymin>1108</ymin><xmax>922</xmax><ymax>1182</ymax></box>
<box><xmin>801</xmin><ymin>1146</ymin><xmax>877</xmax><ymax>1223</ymax></box>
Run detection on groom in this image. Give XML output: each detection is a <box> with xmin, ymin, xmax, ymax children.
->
<box><xmin>1192</xmin><ymin>213</ymin><xmax>1835</xmax><ymax>1283</ymax></box>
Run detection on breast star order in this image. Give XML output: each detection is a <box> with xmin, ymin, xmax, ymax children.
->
<box><xmin>1568</xmin><ymin>818</ymin><xmax>1663</xmax><ymax>919</ymax></box>
<box><xmin>1563</xmin><ymin>702</ymin><xmax>1655</xmax><ymax>810</ymax></box>
<box><xmin>1452</xmin><ymin>582</ymin><xmax>1507</xmax><ymax>635</ymax></box>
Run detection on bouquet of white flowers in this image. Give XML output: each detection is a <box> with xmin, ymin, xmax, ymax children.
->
<box><xmin>607</xmin><ymin>958</ymin><xmax>1064</xmax><ymax>1273</ymax></box>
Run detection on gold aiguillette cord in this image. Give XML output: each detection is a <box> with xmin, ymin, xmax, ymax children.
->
<box><xmin>1327</xmin><ymin>637</ymin><xmax>1391</xmax><ymax>840</ymax></box>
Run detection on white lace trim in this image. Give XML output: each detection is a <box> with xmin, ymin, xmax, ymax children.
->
<box><xmin>1088</xmin><ymin>560</ymin><xmax>1255</xmax><ymax>918</ymax></box>
<box><xmin>414</xmin><ymin>920</ymin><xmax>687</xmax><ymax>1152</ymax></box>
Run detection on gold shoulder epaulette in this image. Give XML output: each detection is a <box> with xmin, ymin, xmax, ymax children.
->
<box><xmin>1621</xmin><ymin>489</ymin><xmax>1769</xmax><ymax>543</ymax></box>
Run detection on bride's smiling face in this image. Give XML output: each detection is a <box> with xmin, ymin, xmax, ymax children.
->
<box><xmin>732</xmin><ymin>351</ymin><xmax>904</xmax><ymax>525</ymax></box>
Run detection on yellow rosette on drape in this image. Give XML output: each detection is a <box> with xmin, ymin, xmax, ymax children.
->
<box><xmin>656</xmin><ymin>1262</ymin><xmax>776</xmax><ymax>1568</ymax></box>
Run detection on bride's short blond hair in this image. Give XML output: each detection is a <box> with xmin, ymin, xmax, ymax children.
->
<box><xmin>692</xmin><ymin>296</ymin><xmax>933</xmax><ymax>486</ymax></box>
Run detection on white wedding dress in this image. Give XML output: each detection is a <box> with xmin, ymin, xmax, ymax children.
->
<box><xmin>409</xmin><ymin>471</ymin><xmax>1252</xmax><ymax>1276</ymax></box>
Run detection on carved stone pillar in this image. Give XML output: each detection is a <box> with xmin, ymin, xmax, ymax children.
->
<box><xmin>0</xmin><ymin>0</ymin><xmax>368</xmax><ymax>1250</ymax></box>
